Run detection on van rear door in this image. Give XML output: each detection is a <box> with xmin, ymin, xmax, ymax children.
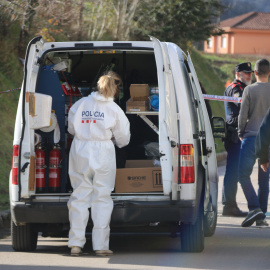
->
<box><xmin>187</xmin><ymin>54</ymin><xmax>218</xmax><ymax>210</ymax></box>
<box><xmin>151</xmin><ymin>37</ymin><xmax>180</xmax><ymax>198</ymax></box>
<box><xmin>15</xmin><ymin>37</ymin><xmax>45</xmax><ymax>199</ymax></box>
<box><xmin>152</xmin><ymin>37</ymin><xmax>206</xmax><ymax>202</ymax></box>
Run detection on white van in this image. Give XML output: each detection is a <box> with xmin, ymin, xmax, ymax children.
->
<box><xmin>10</xmin><ymin>36</ymin><xmax>224</xmax><ymax>253</ymax></box>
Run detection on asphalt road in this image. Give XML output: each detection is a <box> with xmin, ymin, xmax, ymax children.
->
<box><xmin>0</xmin><ymin>161</ymin><xmax>269</xmax><ymax>270</ymax></box>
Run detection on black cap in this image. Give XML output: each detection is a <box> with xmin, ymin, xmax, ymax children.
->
<box><xmin>235</xmin><ymin>62</ymin><xmax>254</xmax><ymax>73</ymax></box>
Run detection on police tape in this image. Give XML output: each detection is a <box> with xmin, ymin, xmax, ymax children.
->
<box><xmin>0</xmin><ymin>88</ymin><xmax>242</xmax><ymax>105</ymax></box>
<box><xmin>203</xmin><ymin>94</ymin><xmax>242</xmax><ymax>103</ymax></box>
<box><xmin>0</xmin><ymin>88</ymin><xmax>21</xmax><ymax>94</ymax></box>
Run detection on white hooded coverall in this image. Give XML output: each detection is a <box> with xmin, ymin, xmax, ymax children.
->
<box><xmin>67</xmin><ymin>91</ymin><xmax>130</xmax><ymax>250</ymax></box>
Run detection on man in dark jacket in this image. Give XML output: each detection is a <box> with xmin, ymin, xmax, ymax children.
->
<box><xmin>222</xmin><ymin>62</ymin><xmax>253</xmax><ymax>217</ymax></box>
<box><xmin>255</xmin><ymin>107</ymin><xmax>270</xmax><ymax>172</ymax></box>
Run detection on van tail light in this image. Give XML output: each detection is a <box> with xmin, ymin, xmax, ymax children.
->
<box><xmin>180</xmin><ymin>144</ymin><xmax>195</xmax><ymax>183</ymax></box>
<box><xmin>12</xmin><ymin>145</ymin><xmax>19</xmax><ymax>185</ymax></box>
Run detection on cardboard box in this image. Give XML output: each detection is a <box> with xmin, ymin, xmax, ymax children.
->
<box><xmin>115</xmin><ymin>160</ymin><xmax>163</xmax><ymax>193</ymax></box>
<box><xmin>130</xmin><ymin>84</ymin><xmax>149</xmax><ymax>101</ymax></box>
<box><xmin>126</xmin><ymin>84</ymin><xmax>150</xmax><ymax>112</ymax></box>
<box><xmin>126</xmin><ymin>98</ymin><xmax>150</xmax><ymax>112</ymax></box>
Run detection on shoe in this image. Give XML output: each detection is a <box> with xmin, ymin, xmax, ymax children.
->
<box><xmin>256</xmin><ymin>219</ymin><xmax>269</xmax><ymax>227</ymax></box>
<box><xmin>95</xmin><ymin>250</ymin><xmax>113</xmax><ymax>256</ymax></box>
<box><xmin>222</xmin><ymin>206</ymin><xmax>248</xmax><ymax>217</ymax></box>
<box><xmin>241</xmin><ymin>208</ymin><xmax>264</xmax><ymax>227</ymax></box>
<box><xmin>71</xmin><ymin>246</ymin><xmax>82</xmax><ymax>256</ymax></box>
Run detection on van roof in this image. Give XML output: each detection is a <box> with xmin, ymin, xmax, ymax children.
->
<box><xmin>41</xmin><ymin>40</ymin><xmax>154</xmax><ymax>52</ymax></box>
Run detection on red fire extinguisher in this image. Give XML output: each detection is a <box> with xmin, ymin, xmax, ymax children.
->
<box><xmin>49</xmin><ymin>144</ymin><xmax>61</xmax><ymax>193</ymax></box>
<box><xmin>35</xmin><ymin>145</ymin><xmax>46</xmax><ymax>193</ymax></box>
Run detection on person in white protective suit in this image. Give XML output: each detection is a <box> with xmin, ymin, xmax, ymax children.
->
<box><xmin>67</xmin><ymin>71</ymin><xmax>130</xmax><ymax>256</ymax></box>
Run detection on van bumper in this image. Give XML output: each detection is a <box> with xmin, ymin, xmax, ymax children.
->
<box><xmin>11</xmin><ymin>200</ymin><xmax>199</xmax><ymax>225</ymax></box>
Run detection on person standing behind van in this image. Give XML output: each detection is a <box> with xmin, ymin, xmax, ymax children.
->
<box><xmin>238</xmin><ymin>59</ymin><xmax>270</xmax><ymax>227</ymax></box>
<box><xmin>255</xmin><ymin>107</ymin><xmax>270</xmax><ymax>173</ymax></box>
<box><xmin>222</xmin><ymin>62</ymin><xmax>253</xmax><ymax>217</ymax></box>
<box><xmin>67</xmin><ymin>72</ymin><xmax>130</xmax><ymax>255</ymax></box>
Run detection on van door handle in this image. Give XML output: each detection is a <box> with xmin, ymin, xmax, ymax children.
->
<box><xmin>170</xmin><ymin>141</ymin><xmax>177</xmax><ymax>148</ymax></box>
<box><xmin>21</xmin><ymin>162</ymin><xmax>30</xmax><ymax>173</ymax></box>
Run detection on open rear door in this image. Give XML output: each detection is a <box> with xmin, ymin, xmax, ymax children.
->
<box><xmin>151</xmin><ymin>37</ymin><xmax>180</xmax><ymax>197</ymax></box>
<box><xmin>16</xmin><ymin>37</ymin><xmax>45</xmax><ymax>199</ymax></box>
<box><xmin>187</xmin><ymin>53</ymin><xmax>218</xmax><ymax>210</ymax></box>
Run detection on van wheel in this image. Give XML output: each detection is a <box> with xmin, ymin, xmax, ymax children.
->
<box><xmin>180</xmin><ymin>203</ymin><xmax>204</xmax><ymax>252</ymax></box>
<box><xmin>11</xmin><ymin>221</ymin><xmax>38</xmax><ymax>251</ymax></box>
<box><xmin>203</xmin><ymin>208</ymin><xmax>217</xmax><ymax>237</ymax></box>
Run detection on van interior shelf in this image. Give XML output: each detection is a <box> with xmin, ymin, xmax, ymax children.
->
<box><xmin>126</xmin><ymin>111</ymin><xmax>159</xmax><ymax>134</ymax></box>
<box><xmin>126</xmin><ymin>111</ymin><xmax>158</xmax><ymax>115</ymax></box>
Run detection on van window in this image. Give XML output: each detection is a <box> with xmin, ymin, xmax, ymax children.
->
<box><xmin>180</xmin><ymin>61</ymin><xmax>199</xmax><ymax>131</ymax></box>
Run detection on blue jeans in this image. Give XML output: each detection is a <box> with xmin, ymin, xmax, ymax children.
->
<box><xmin>222</xmin><ymin>140</ymin><xmax>241</xmax><ymax>207</ymax></box>
<box><xmin>238</xmin><ymin>137</ymin><xmax>270</xmax><ymax>213</ymax></box>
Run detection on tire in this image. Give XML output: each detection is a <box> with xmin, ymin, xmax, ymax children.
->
<box><xmin>11</xmin><ymin>221</ymin><xmax>38</xmax><ymax>251</ymax></box>
<box><xmin>203</xmin><ymin>207</ymin><xmax>217</xmax><ymax>237</ymax></box>
<box><xmin>180</xmin><ymin>202</ymin><xmax>204</xmax><ymax>252</ymax></box>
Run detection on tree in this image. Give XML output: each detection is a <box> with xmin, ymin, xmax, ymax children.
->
<box><xmin>2</xmin><ymin>0</ymin><xmax>225</xmax><ymax>47</ymax></box>
<box><xmin>84</xmin><ymin>0</ymin><xmax>114</xmax><ymax>40</ymax></box>
<box><xmin>35</xmin><ymin>0</ymin><xmax>115</xmax><ymax>41</ymax></box>
<box><xmin>112</xmin><ymin>0</ymin><xmax>139</xmax><ymax>40</ymax></box>
<box><xmin>132</xmin><ymin>0</ymin><xmax>224</xmax><ymax>47</ymax></box>
<box><xmin>84</xmin><ymin>0</ymin><xmax>140</xmax><ymax>41</ymax></box>
<box><xmin>35</xmin><ymin>0</ymin><xmax>74</xmax><ymax>41</ymax></box>
<box><xmin>2</xmin><ymin>0</ymin><xmax>38</xmax><ymax>55</ymax></box>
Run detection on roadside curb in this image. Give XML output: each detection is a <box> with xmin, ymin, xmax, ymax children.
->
<box><xmin>0</xmin><ymin>210</ymin><xmax>11</xmax><ymax>229</ymax></box>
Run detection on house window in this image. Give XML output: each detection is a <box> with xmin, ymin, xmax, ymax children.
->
<box><xmin>207</xmin><ymin>38</ymin><xmax>213</xmax><ymax>48</ymax></box>
<box><xmin>221</xmin><ymin>36</ymin><xmax>227</xmax><ymax>48</ymax></box>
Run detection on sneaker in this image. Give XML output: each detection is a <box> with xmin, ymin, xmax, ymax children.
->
<box><xmin>241</xmin><ymin>208</ymin><xmax>264</xmax><ymax>227</ymax></box>
<box><xmin>71</xmin><ymin>246</ymin><xmax>82</xmax><ymax>256</ymax></box>
<box><xmin>222</xmin><ymin>206</ymin><xmax>248</xmax><ymax>217</ymax></box>
<box><xmin>256</xmin><ymin>219</ymin><xmax>269</xmax><ymax>227</ymax></box>
<box><xmin>95</xmin><ymin>250</ymin><xmax>113</xmax><ymax>256</ymax></box>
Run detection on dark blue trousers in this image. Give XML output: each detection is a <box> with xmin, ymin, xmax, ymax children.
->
<box><xmin>222</xmin><ymin>140</ymin><xmax>241</xmax><ymax>208</ymax></box>
<box><xmin>238</xmin><ymin>137</ymin><xmax>270</xmax><ymax>214</ymax></box>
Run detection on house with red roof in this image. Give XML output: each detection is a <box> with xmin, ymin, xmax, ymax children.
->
<box><xmin>204</xmin><ymin>12</ymin><xmax>270</xmax><ymax>55</ymax></box>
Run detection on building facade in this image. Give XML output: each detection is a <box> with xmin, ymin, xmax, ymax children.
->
<box><xmin>204</xmin><ymin>12</ymin><xmax>270</xmax><ymax>55</ymax></box>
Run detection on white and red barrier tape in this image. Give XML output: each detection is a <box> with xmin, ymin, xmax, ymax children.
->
<box><xmin>203</xmin><ymin>94</ymin><xmax>242</xmax><ymax>103</ymax></box>
<box><xmin>0</xmin><ymin>88</ymin><xmax>21</xmax><ymax>94</ymax></box>
<box><xmin>0</xmin><ymin>88</ymin><xmax>241</xmax><ymax>105</ymax></box>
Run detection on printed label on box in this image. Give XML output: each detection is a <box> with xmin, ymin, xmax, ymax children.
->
<box><xmin>153</xmin><ymin>170</ymin><xmax>162</xmax><ymax>187</ymax></box>
<box><xmin>131</xmin><ymin>182</ymin><xmax>143</xmax><ymax>187</ymax></box>
<box><xmin>129</xmin><ymin>109</ymin><xmax>140</xmax><ymax>111</ymax></box>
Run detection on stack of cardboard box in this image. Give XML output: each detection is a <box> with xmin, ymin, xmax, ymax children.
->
<box><xmin>126</xmin><ymin>84</ymin><xmax>150</xmax><ymax>112</ymax></box>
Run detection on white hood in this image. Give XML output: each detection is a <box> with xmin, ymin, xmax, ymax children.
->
<box><xmin>90</xmin><ymin>91</ymin><xmax>114</xmax><ymax>102</ymax></box>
